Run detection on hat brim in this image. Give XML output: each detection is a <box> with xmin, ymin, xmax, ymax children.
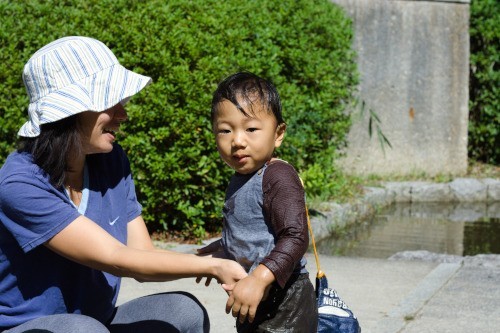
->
<box><xmin>18</xmin><ymin>63</ymin><xmax>151</xmax><ymax>137</ymax></box>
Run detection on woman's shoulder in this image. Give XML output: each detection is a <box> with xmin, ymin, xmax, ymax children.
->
<box><xmin>2</xmin><ymin>150</ymin><xmax>32</xmax><ymax>165</ymax></box>
<box><xmin>0</xmin><ymin>151</ymin><xmax>43</xmax><ymax>182</ymax></box>
<box><xmin>0</xmin><ymin>152</ymin><xmax>58</xmax><ymax>206</ymax></box>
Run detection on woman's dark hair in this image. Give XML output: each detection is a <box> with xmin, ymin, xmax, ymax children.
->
<box><xmin>17</xmin><ymin>115</ymin><xmax>82</xmax><ymax>189</ymax></box>
<box><xmin>211</xmin><ymin>71</ymin><xmax>284</xmax><ymax>126</ymax></box>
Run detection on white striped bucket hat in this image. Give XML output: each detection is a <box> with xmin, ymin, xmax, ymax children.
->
<box><xmin>19</xmin><ymin>36</ymin><xmax>152</xmax><ymax>137</ymax></box>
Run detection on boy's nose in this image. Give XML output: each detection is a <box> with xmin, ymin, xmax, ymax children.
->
<box><xmin>232</xmin><ymin>132</ymin><xmax>246</xmax><ymax>148</ymax></box>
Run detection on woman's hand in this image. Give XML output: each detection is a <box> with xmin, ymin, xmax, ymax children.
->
<box><xmin>211</xmin><ymin>257</ymin><xmax>247</xmax><ymax>287</ymax></box>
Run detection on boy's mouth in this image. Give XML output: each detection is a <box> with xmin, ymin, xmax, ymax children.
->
<box><xmin>233</xmin><ymin>154</ymin><xmax>250</xmax><ymax>164</ymax></box>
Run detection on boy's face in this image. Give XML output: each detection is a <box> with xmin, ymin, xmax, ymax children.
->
<box><xmin>213</xmin><ymin>99</ymin><xmax>285</xmax><ymax>174</ymax></box>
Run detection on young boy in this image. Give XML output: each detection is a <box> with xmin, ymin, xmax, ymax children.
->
<box><xmin>201</xmin><ymin>72</ymin><xmax>318</xmax><ymax>332</ymax></box>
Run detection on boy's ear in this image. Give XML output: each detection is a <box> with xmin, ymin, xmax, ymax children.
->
<box><xmin>274</xmin><ymin>123</ymin><xmax>287</xmax><ymax>148</ymax></box>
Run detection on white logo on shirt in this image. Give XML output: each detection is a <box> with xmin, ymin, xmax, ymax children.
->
<box><xmin>109</xmin><ymin>217</ymin><xmax>120</xmax><ymax>226</ymax></box>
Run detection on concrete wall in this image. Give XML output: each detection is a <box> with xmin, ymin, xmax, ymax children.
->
<box><xmin>333</xmin><ymin>0</ymin><xmax>470</xmax><ymax>176</ymax></box>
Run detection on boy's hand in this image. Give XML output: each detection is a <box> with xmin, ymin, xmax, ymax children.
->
<box><xmin>196</xmin><ymin>238</ymin><xmax>226</xmax><ymax>258</ymax></box>
<box><xmin>222</xmin><ymin>264</ymin><xmax>275</xmax><ymax>324</ymax></box>
<box><xmin>196</xmin><ymin>239</ymin><xmax>227</xmax><ymax>286</ymax></box>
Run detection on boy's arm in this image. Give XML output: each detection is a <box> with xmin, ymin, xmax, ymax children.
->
<box><xmin>260</xmin><ymin>161</ymin><xmax>309</xmax><ymax>288</ymax></box>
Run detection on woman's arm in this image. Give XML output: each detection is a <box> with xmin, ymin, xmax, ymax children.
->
<box><xmin>126</xmin><ymin>216</ymin><xmax>156</xmax><ymax>251</ymax></box>
<box><xmin>45</xmin><ymin>215</ymin><xmax>247</xmax><ymax>284</ymax></box>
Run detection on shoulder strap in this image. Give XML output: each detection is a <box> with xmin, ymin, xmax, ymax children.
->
<box><xmin>299</xmin><ymin>177</ymin><xmax>325</xmax><ymax>279</ymax></box>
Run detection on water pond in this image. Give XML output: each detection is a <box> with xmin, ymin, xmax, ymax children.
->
<box><xmin>315</xmin><ymin>202</ymin><xmax>500</xmax><ymax>259</ymax></box>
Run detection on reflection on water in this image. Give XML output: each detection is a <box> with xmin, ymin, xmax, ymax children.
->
<box><xmin>315</xmin><ymin>202</ymin><xmax>500</xmax><ymax>259</ymax></box>
<box><xmin>464</xmin><ymin>218</ymin><xmax>500</xmax><ymax>255</ymax></box>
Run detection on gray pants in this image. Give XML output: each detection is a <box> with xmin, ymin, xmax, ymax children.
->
<box><xmin>4</xmin><ymin>292</ymin><xmax>209</xmax><ymax>333</ymax></box>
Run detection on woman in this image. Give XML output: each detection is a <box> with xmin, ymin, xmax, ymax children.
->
<box><xmin>0</xmin><ymin>36</ymin><xmax>246</xmax><ymax>333</ymax></box>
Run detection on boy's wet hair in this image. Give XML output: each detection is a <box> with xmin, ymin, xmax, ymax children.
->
<box><xmin>211</xmin><ymin>72</ymin><xmax>284</xmax><ymax>126</ymax></box>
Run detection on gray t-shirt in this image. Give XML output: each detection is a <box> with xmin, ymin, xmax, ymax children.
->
<box><xmin>221</xmin><ymin>160</ymin><xmax>308</xmax><ymax>288</ymax></box>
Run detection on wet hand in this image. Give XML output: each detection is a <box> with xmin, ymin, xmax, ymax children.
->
<box><xmin>222</xmin><ymin>274</ymin><xmax>272</xmax><ymax>323</ymax></box>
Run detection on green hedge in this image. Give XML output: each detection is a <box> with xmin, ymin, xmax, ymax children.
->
<box><xmin>469</xmin><ymin>0</ymin><xmax>499</xmax><ymax>165</ymax></box>
<box><xmin>0</xmin><ymin>0</ymin><xmax>357</xmax><ymax>237</ymax></box>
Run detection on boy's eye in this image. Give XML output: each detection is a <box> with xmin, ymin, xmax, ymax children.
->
<box><xmin>217</xmin><ymin>129</ymin><xmax>230</xmax><ymax>134</ymax></box>
<box><xmin>247</xmin><ymin>128</ymin><xmax>258</xmax><ymax>132</ymax></box>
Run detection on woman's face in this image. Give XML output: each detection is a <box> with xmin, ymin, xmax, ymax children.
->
<box><xmin>78</xmin><ymin>103</ymin><xmax>128</xmax><ymax>155</ymax></box>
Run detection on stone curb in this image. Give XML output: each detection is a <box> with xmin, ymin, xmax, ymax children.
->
<box><xmin>310</xmin><ymin>178</ymin><xmax>500</xmax><ymax>243</ymax></box>
<box><xmin>373</xmin><ymin>262</ymin><xmax>462</xmax><ymax>333</ymax></box>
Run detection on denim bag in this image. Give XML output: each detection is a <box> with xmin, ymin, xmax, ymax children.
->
<box><xmin>316</xmin><ymin>272</ymin><xmax>361</xmax><ymax>333</ymax></box>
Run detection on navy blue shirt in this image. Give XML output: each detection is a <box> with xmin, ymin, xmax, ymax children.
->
<box><xmin>0</xmin><ymin>144</ymin><xmax>142</xmax><ymax>330</ymax></box>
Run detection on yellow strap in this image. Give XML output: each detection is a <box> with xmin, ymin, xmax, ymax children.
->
<box><xmin>305</xmin><ymin>203</ymin><xmax>325</xmax><ymax>278</ymax></box>
<box><xmin>300</xmin><ymin>177</ymin><xmax>324</xmax><ymax>279</ymax></box>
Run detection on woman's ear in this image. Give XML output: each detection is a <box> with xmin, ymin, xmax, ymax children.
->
<box><xmin>274</xmin><ymin>123</ymin><xmax>287</xmax><ymax>148</ymax></box>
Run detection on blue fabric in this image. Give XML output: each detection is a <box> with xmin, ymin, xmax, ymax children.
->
<box><xmin>316</xmin><ymin>275</ymin><xmax>361</xmax><ymax>333</ymax></box>
<box><xmin>0</xmin><ymin>144</ymin><xmax>142</xmax><ymax>330</ymax></box>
